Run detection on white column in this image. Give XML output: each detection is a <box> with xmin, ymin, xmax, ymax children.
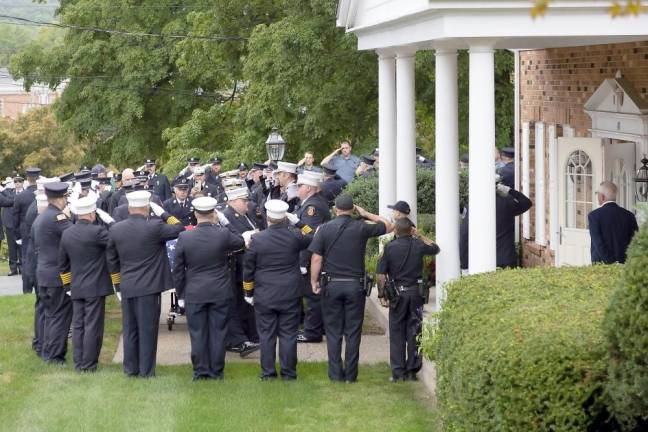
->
<box><xmin>378</xmin><ymin>51</ymin><xmax>397</xmax><ymax>219</ymax></box>
<box><xmin>434</xmin><ymin>49</ymin><xmax>460</xmax><ymax>310</ymax></box>
<box><xmin>396</xmin><ymin>49</ymin><xmax>417</xmax><ymax>224</ymax></box>
<box><xmin>548</xmin><ymin>124</ymin><xmax>559</xmax><ymax>257</ymax></box>
<box><xmin>535</xmin><ymin>122</ymin><xmax>546</xmax><ymax>246</ymax></box>
<box><xmin>468</xmin><ymin>46</ymin><xmax>496</xmax><ymax>274</ymax></box>
<box><xmin>513</xmin><ymin>50</ymin><xmax>521</xmax><ymax>243</ymax></box>
<box><xmin>522</xmin><ymin>122</ymin><xmax>531</xmax><ymax>239</ymax></box>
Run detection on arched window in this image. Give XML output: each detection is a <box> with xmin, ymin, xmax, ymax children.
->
<box><xmin>565</xmin><ymin>150</ymin><xmax>593</xmax><ymax>229</ymax></box>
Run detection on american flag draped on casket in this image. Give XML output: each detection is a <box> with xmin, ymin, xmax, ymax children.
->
<box><xmin>166</xmin><ymin>225</ymin><xmax>194</xmax><ymax>272</ymax></box>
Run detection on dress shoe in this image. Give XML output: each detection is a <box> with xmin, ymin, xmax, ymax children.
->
<box><xmin>404</xmin><ymin>373</ymin><xmax>418</xmax><ymax>382</ymax></box>
<box><xmin>260</xmin><ymin>374</ymin><xmax>277</xmax><ymax>381</ymax></box>
<box><xmin>297</xmin><ymin>334</ymin><xmax>323</xmax><ymax>343</ymax></box>
<box><xmin>7</xmin><ymin>271</ymin><xmax>18</xmax><ymax>276</ymax></box>
<box><xmin>239</xmin><ymin>341</ymin><xmax>260</xmax><ymax>358</ymax></box>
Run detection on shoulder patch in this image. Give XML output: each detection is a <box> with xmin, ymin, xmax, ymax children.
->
<box><xmin>307</xmin><ymin>206</ymin><xmax>315</xmax><ymax>217</ymax></box>
<box><xmin>56</xmin><ymin>213</ymin><xmax>68</xmax><ymax>222</ymax></box>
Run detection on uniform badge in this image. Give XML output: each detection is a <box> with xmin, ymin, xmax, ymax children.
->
<box><xmin>307</xmin><ymin>206</ymin><xmax>316</xmax><ymax>217</ymax></box>
<box><xmin>56</xmin><ymin>213</ymin><xmax>67</xmax><ymax>221</ymax></box>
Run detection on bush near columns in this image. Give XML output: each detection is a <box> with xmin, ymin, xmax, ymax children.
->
<box><xmin>423</xmin><ymin>265</ymin><xmax>623</xmax><ymax>431</ymax></box>
<box><xmin>603</xmin><ymin>223</ymin><xmax>648</xmax><ymax>430</ymax></box>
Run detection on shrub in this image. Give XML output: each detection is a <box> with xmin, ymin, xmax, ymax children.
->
<box><xmin>604</xmin><ymin>223</ymin><xmax>648</xmax><ymax>430</ymax></box>
<box><xmin>423</xmin><ymin>265</ymin><xmax>623</xmax><ymax>431</ymax></box>
<box><xmin>344</xmin><ymin>168</ymin><xmax>468</xmax><ymax>215</ymax></box>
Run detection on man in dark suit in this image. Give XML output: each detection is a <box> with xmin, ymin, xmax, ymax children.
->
<box><xmin>588</xmin><ymin>181</ymin><xmax>638</xmax><ymax>264</ymax></box>
<box><xmin>145</xmin><ymin>159</ymin><xmax>172</xmax><ymax>203</ymax></box>
<box><xmin>59</xmin><ymin>196</ymin><xmax>115</xmax><ymax>372</ymax></box>
<box><xmin>0</xmin><ymin>176</ymin><xmax>20</xmax><ymax>275</ymax></box>
<box><xmin>460</xmin><ymin>183</ymin><xmax>532</xmax><ymax>270</ymax></box>
<box><xmin>173</xmin><ymin>196</ymin><xmax>245</xmax><ymax>380</ymax></box>
<box><xmin>14</xmin><ymin>167</ymin><xmax>40</xmax><ymax>287</ymax></box>
<box><xmin>163</xmin><ymin>178</ymin><xmax>196</xmax><ymax>226</ymax></box>
<box><xmin>106</xmin><ymin>190</ymin><xmax>184</xmax><ymax>377</ymax></box>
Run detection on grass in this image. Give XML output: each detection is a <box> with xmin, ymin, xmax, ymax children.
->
<box><xmin>0</xmin><ymin>295</ymin><xmax>437</xmax><ymax>432</ymax></box>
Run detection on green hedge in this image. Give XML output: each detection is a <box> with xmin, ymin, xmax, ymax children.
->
<box><xmin>422</xmin><ymin>265</ymin><xmax>623</xmax><ymax>431</ymax></box>
<box><xmin>344</xmin><ymin>168</ymin><xmax>468</xmax><ymax>215</ymax></box>
<box><xmin>604</xmin><ymin>223</ymin><xmax>648</xmax><ymax>430</ymax></box>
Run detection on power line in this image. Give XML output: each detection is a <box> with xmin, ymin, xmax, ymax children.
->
<box><xmin>0</xmin><ymin>14</ymin><xmax>246</xmax><ymax>42</ymax></box>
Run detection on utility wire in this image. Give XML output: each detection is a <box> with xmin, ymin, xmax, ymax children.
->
<box><xmin>0</xmin><ymin>13</ymin><xmax>246</xmax><ymax>41</ymax></box>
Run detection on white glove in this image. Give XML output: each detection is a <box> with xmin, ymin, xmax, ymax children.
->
<box><xmin>0</xmin><ymin>185</ymin><xmax>4</xmax><ymax>192</ymax></box>
<box><xmin>178</xmin><ymin>299</ymin><xmax>185</xmax><ymax>308</ymax></box>
<box><xmin>286</xmin><ymin>212</ymin><xmax>299</xmax><ymax>226</ymax></box>
<box><xmin>300</xmin><ymin>267</ymin><xmax>308</xmax><ymax>275</ymax></box>
<box><xmin>216</xmin><ymin>210</ymin><xmax>229</xmax><ymax>226</ymax></box>
<box><xmin>96</xmin><ymin>208</ymin><xmax>115</xmax><ymax>225</ymax></box>
<box><xmin>244</xmin><ymin>296</ymin><xmax>254</xmax><ymax>306</ymax></box>
<box><xmin>149</xmin><ymin>202</ymin><xmax>165</xmax><ymax>217</ymax></box>
<box><xmin>15</xmin><ymin>239</ymin><xmax>22</xmax><ymax>246</ymax></box>
<box><xmin>242</xmin><ymin>230</ymin><xmax>257</xmax><ymax>248</ymax></box>
<box><xmin>496</xmin><ymin>183</ymin><xmax>511</xmax><ymax>197</ymax></box>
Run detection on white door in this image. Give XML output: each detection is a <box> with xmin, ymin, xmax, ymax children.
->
<box><xmin>604</xmin><ymin>140</ymin><xmax>636</xmax><ymax>212</ymax></box>
<box><xmin>557</xmin><ymin>137</ymin><xmax>603</xmax><ymax>266</ymax></box>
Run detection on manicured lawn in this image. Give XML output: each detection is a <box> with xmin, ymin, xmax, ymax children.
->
<box><xmin>0</xmin><ymin>295</ymin><xmax>437</xmax><ymax>432</ymax></box>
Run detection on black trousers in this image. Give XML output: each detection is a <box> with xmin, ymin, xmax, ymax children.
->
<box><xmin>40</xmin><ymin>286</ymin><xmax>73</xmax><ymax>363</ymax></box>
<box><xmin>72</xmin><ymin>296</ymin><xmax>106</xmax><ymax>372</ymax></box>
<box><xmin>388</xmin><ymin>291</ymin><xmax>423</xmax><ymax>378</ymax></box>
<box><xmin>301</xmin><ymin>275</ymin><xmax>324</xmax><ymax>339</ymax></box>
<box><xmin>186</xmin><ymin>301</ymin><xmax>229</xmax><ymax>379</ymax></box>
<box><xmin>233</xmin><ymin>280</ymin><xmax>258</xmax><ymax>342</ymax></box>
<box><xmin>5</xmin><ymin>227</ymin><xmax>19</xmax><ymax>272</ymax></box>
<box><xmin>32</xmin><ymin>286</ymin><xmax>45</xmax><ymax>357</ymax></box>
<box><xmin>21</xmin><ymin>245</ymin><xmax>33</xmax><ymax>294</ymax></box>
<box><xmin>255</xmin><ymin>299</ymin><xmax>301</xmax><ymax>379</ymax></box>
<box><xmin>122</xmin><ymin>293</ymin><xmax>161</xmax><ymax>377</ymax></box>
<box><xmin>322</xmin><ymin>281</ymin><xmax>366</xmax><ymax>382</ymax></box>
<box><xmin>225</xmin><ymin>296</ymin><xmax>248</xmax><ymax>347</ymax></box>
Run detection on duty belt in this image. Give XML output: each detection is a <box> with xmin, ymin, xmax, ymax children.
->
<box><xmin>329</xmin><ymin>277</ymin><xmax>363</xmax><ymax>282</ymax></box>
<box><xmin>396</xmin><ymin>285</ymin><xmax>419</xmax><ymax>292</ymax></box>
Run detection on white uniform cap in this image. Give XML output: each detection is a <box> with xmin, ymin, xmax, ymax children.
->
<box><xmin>297</xmin><ymin>171</ymin><xmax>322</xmax><ymax>187</ymax></box>
<box><xmin>223</xmin><ymin>177</ymin><xmax>243</xmax><ymax>188</ymax></box>
<box><xmin>36</xmin><ymin>193</ymin><xmax>48</xmax><ymax>207</ymax></box>
<box><xmin>192</xmin><ymin>196</ymin><xmax>217</xmax><ymax>212</ymax></box>
<box><xmin>276</xmin><ymin>161</ymin><xmax>297</xmax><ymax>174</ymax></box>
<box><xmin>72</xmin><ymin>196</ymin><xmax>97</xmax><ymax>215</ymax></box>
<box><xmin>126</xmin><ymin>190</ymin><xmax>151</xmax><ymax>207</ymax></box>
<box><xmin>36</xmin><ymin>177</ymin><xmax>60</xmax><ymax>191</ymax></box>
<box><xmin>265</xmin><ymin>199</ymin><xmax>289</xmax><ymax>220</ymax></box>
<box><xmin>193</xmin><ymin>166</ymin><xmax>205</xmax><ymax>175</ymax></box>
<box><xmin>226</xmin><ymin>187</ymin><xmax>249</xmax><ymax>201</ymax></box>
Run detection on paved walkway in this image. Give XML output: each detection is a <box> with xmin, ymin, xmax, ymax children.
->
<box><xmin>113</xmin><ymin>291</ymin><xmax>391</xmax><ymax>365</ymax></box>
<box><xmin>0</xmin><ymin>275</ymin><xmax>22</xmax><ymax>296</ymax></box>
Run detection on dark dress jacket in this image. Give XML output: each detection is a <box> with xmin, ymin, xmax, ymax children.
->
<box><xmin>106</xmin><ymin>214</ymin><xmax>184</xmax><ymax>299</ymax></box>
<box><xmin>588</xmin><ymin>202</ymin><xmax>638</xmax><ymax>264</ymax></box>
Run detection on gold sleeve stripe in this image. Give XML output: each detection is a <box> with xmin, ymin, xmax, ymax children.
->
<box><xmin>301</xmin><ymin>225</ymin><xmax>313</xmax><ymax>235</ymax></box>
<box><xmin>110</xmin><ymin>273</ymin><xmax>121</xmax><ymax>284</ymax></box>
<box><xmin>60</xmin><ymin>272</ymin><xmax>72</xmax><ymax>285</ymax></box>
<box><xmin>242</xmin><ymin>281</ymin><xmax>254</xmax><ymax>291</ymax></box>
<box><xmin>167</xmin><ymin>216</ymin><xmax>181</xmax><ymax>225</ymax></box>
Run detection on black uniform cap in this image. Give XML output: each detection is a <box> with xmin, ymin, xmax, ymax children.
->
<box><xmin>501</xmin><ymin>147</ymin><xmax>515</xmax><ymax>158</ymax></box>
<box><xmin>113</xmin><ymin>173</ymin><xmax>123</xmax><ymax>182</ymax></box>
<box><xmin>43</xmin><ymin>181</ymin><xmax>69</xmax><ymax>198</ymax></box>
<box><xmin>13</xmin><ymin>175</ymin><xmax>24</xmax><ymax>181</ymax></box>
<box><xmin>98</xmin><ymin>177</ymin><xmax>112</xmax><ymax>185</ymax></box>
<box><xmin>209</xmin><ymin>157</ymin><xmax>223</xmax><ymax>165</ymax></box>
<box><xmin>187</xmin><ymin>157</ymin><xmax>200</xmax><ymax>164</ymax></box>
<box><xmin>80</xmin><ymin>179</ymin><xmax>92</xmax><ymax>189</ymax></box>
<box><xmin>335</xmin><ymin>194</ymin><xmax>354</xmax><ymax>211</ymax></box>
<box><xmin>321</xmin><ymin>163</ymin><xmax>337</xmax><ymax>175</ymax></box>
<box><xmin>174</xmin><ymin>177</ymin><xmax>190</xmax><ymax>189</ymax></box>
<box><xmin>252</xmin><ymin>163</ymin><xmax>268</xmax><ymax>171</ymax></box>
<box><xmin>134</xmin><ymin>170</ymin><xmax>148</xmax><ymax>179</ymax></box>
<box><xmin>144</xmin><ymin>158</ymin><xmax>156</xmax><ymax>165</ymax></box>
<box><xmin>74</xmin><ymin>171</ymin><xmax>91</xmax><ymax>181</ymax></box>
<box><xmin>387</xmin><ymin>200</ymin><xmax>411</xmax><ymax>215</ymax></box>
<box><xmin>238</xmin><ymin>162</ymin><xmax>248</xmax><ymax>171</ymax></box>
<box><xmin>25</xmin><ymin>167</ymin><xmax>41</xmax><ymax>177</ymax></box>
<box><xmin>59</xmin><ymin>172</ymin><xmax>75</xmax><ymax>182</ymax></box>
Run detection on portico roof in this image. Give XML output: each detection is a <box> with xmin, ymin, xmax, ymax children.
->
<box><xmin>337</xmin><ymin>0</ymin><xmax>648</xmax><ymax>50</ymax></box>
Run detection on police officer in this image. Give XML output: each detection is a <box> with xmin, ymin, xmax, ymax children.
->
<box><xmin>33</xmin><ymin>181</ymin><xmax>73</xmax><ymax>363</ymax></box>
<box><xmin>243</xmin><ymin>200</ymin><xmax>312</xmax><ymax>380</ymax></box>
<box><xmin>106</xmin><ymin>190</ymin><xmax>184</xmax><ymax>377</ymax></box>
<box><xmin>163</xmin><ymin>178</ymin><xmax>196</xmax><ymax>226</ymax></box>
<box><xmin>0</xmin><ymin>176</ymin><xmax>19</xmax><ymax>275</ymax></box>
<box><xmin>319</xmin><ymin>164</ymin><xmax>347</xmax><ymax>206</ymax></box>
<box><xmin>173</xmin><ymin>196</ymin><xmax>245</xmax><ymax>380</ymax></box>
<box><xmin>205</xmin><ymin>157</ymin><xmax>225</xmax><ymax>196</ymax></box>
<box><xmin>144</xmin><ymin>159</ymin><xmax>172</xmax><ymax>202</ymax></box>
<box><xmin>173</xmin><ymin>157</ymin><xmax>201</xmax><ymax>185</ymax></box>
<box><xmin>498</xmin><ymin>147</ymin><xmax>515</xmax><ymax>188</ymax></box>
<box><xmin>222</xmin><ymin>186</ymin><xmax>261</xmax><ymax>354</ymax></box>
<box><xmin>30</xmin><ymin>193</ymin><xmax>49</xmax><ymax>357</ymax></box>
<box><xmin>377</xmin><ymin>218</ymin><xmax>440</xmax><ymax>382</ymax></box>
<box><xmin>58</xmin><ymin>196</ymin><xmax>115</xmax><ymax>372</ymax></box>
<box><xmin>290</xmin><ymin>172</ymin><xmax>331</xmax><ymax>344</ymax></box>
<box><xmin>309</xmin><ymin>195</ymin><xmax>393</xmax><ymax>382</ymax></box>
<box><xmin>14</xmin><ymin>167</ymin><xmax>40</xmax><ymax>291</ymax></box>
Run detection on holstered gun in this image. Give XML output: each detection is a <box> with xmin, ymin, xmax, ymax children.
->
<box><xmin>418</xmin><ymin>278</ymin><xmax>430</xmax><ymax>304</ymax></box>
<box><xmin>363</xmin><ymin>273</ymin><xmax>374</xmax><ymax>298</ymax></box>
<box><xmin>319</xmin><ymin>272</ymin><xmax>330</xmax><ymax>295</ymax></box>
<box><xmin>384</xmin><ymin>278</ymin><xmax>399</xmax><ymax>302</ymax></box>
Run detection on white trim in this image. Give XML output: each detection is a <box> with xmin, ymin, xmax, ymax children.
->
<box><xmin>563</xmin><ymin>124</ymin><xmax>575</xmax><ymax>137</ymax></box>
<box><xmin>513</xmin><ymin>49</ymin><xmax>520</xmax><ymax>243</ymax></box>
<box><xmin>535</xmin><ymin>122</ymin><xmax>547</xmax><ymax>246</ymax></box>
<box><xmin>522</xmin><ymin>121</ymin><xmax>531</xmax><ymax>239</ymax></box>
<box><xmin>548</xmin><ymin>124</ymin><xmax>559</xmax><ymax>254</ymax></box>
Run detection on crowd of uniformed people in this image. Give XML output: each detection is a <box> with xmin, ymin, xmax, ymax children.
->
<box><xmin>0</xmin><ymin>142</ymin><xmax>440</xmax><ymax>382</ymax></box>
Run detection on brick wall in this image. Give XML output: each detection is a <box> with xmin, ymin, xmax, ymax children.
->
<box><xmin>519</xmin><ymin>41</ymin><xmax>648</xmax><ymax>267</ymax></box>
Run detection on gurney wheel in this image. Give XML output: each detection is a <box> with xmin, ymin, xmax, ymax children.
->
<box><xmin>167</xmin><ymin>317</ymin><xmax>174</xmax><ymax>331</ymax></box>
